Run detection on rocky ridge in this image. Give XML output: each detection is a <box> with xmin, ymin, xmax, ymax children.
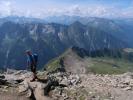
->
<box><xmin>0</xmin><ymin>70</ymin><xmax>133</xmax><ymax>100</ymax></box>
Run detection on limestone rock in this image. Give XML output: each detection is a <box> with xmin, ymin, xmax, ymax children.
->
<box><xmin>123</xmin><ymin>87</ymin><xmax>132</xmax><ymax>91</ymax></box>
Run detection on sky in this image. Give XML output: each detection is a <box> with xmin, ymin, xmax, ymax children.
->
<box><xmin>0</xmin><ymin>0</ymin><xmax>133</xmax><ymax>18</ymax></box>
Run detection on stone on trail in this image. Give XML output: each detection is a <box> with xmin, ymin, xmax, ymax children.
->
<box><xmin>123</xmin><ymin>86</ymin><xmax>132</xmax><ymax>91</ymax></box>
<box><xmin>0</xmin><ymin>75</ymin><xmax>5</xmax><ymax>79</ymax></box>
<box><xmin>2</xmin><ymin>69</ymin><xmax>133</xmax><ymax>100</ymax></box>
<box><xmin>0</xmin><ymin>78</ymin><xmax>7</xmax><ymax>85</ymax></box>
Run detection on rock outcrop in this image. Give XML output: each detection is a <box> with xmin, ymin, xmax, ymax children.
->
<box><xmin>1</xmin><ymin>70</ymin><xmax>133</xmax><ymax>100</ymax></box>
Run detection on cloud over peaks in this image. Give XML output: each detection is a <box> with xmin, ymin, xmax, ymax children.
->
<box><xmin>0</xmin><ymin>0</ymin><xmax>133</xmax><ymax>18</ymax></box>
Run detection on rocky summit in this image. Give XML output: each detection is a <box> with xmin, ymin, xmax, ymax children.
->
<box><xmin>0</xmin><ymin>69</ymin><xmax>133</xmax><ymax>100</ymax></box>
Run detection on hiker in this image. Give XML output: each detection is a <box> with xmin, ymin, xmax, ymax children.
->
<box><xmin>26</xmin><ymin>50</ymin><xmax>38</xmax><ymax>82</ymax></box>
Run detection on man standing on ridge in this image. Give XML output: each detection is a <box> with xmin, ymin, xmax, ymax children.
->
<box><xmin>26</xmin><ymin>50</ymin><xmax>38</xmax><ymax>82</ymax></box>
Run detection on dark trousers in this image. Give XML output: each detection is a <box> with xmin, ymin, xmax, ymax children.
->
<box><xmin>30</xmin><ymin>64</ymin><xmax>37</xmax><ymax>79</ymax></box>
<box><xmin>30</xmin><ymin>64</ymin><xmax>36</xmax><ymax>73</ymax></box>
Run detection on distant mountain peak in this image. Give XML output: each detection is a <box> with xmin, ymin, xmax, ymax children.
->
<box><xmin>0</xmin><ymin>17</ymin><xmax>132</xmax><ymax>69</ymax></box>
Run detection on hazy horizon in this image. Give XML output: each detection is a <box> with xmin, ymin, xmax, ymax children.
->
<box><xmin>0</xmin><ymin>0</ymin><xmax>133</xmax><ymax>19</ymax></box>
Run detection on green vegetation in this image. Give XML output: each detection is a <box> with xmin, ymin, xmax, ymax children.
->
<box><xmin>44</xmin><ymin>48</ymin><xmax>72</xmax><ymax>72</ymax></box>
<box><xmin>45</xmin><ymin>56</ymin><xmax>133</xmax><ymax>74</ymax></box>
<box><xmin>45</xmin><ymin>58</ymin><xmax>61</xmax><ymax>72</ymax></box>
<box><xmin>79</xmin><ymin>95</ymin><xmax>86</xmax><ymax>100</ymax></box>
<box><xmin>66</xmin><ymin>87</ymin><xmax>88</xmax><ymax>100</ymax></box>
<box><xmin>44</xmin><ymin>47</ymin><xmax>133</xmax><ymax>74</ymax></box>
<box><xmin>88</xmin><ymin>57</ymin><xmax>133</xmax><ymax>74</ymax></box>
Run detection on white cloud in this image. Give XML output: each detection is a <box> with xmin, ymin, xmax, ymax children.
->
<box><xmin>0</xmin><ymin>0</ymin><xmax>14</xmax><ymax>17</ymax></box>
<box><xmin>36</xmin><ymin>5</ymin><xmax>133</xmax><ymax>19</ymax></box>
<box><xmin>121</xmin><ymin>7</ymin><xmax>133</xmax><ymax>18</ymax></box>
<box><xmin>0</xmin><ymin>1</ymin><xmax>133</xmax><ymax>18</ymax></box>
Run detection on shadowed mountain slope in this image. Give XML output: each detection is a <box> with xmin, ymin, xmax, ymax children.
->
<box><xmin>0</xmin><ymin>19</ymin><xmax>130</xmax><ymax>69</ymax></box>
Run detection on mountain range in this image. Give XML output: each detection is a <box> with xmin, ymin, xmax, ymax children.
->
<box><xmin>0</xmin><ymin>16</ymin><xmax>133</xmax><ymax>70</ymax></box>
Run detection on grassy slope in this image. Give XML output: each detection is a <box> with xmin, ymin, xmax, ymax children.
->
<box><xmin>44</xmin><ymin>48</ymin><xmax>70</xmax><ymax>72</ymax></box>
<box><xmin>87</xmin><ymin>57</ymin><xmax>133</xmax><ymax>74</ymax></box>
<box><xmin>45</xmin><ymin>56</ymin><xmax>133</xmax><ymax>74</ymax></box>
<box><xmin>46</xmin><ymin>58</ymin><xmax>61</xmax><ymax>72</ymax></box>
<box><xmin>45</xmin><ymin>48</ymin><xmax>133</xmax><ymax>74</ymax></box>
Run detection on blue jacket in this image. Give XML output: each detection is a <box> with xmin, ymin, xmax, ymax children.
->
<box><xmin>27</xmin><ymin>54</ymin><xmax>34</xmax><ymax>66</ymax></box>
<box><xmin>27</xmin><ymin>53</ymin><xmax>38</xmax><ymax>66</ymax></box>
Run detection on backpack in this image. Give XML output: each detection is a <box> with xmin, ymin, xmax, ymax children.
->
<box><xmin>33</xmin><ymin>54</ymin><xmax>38</xmax><ymax>63</ymax></box>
